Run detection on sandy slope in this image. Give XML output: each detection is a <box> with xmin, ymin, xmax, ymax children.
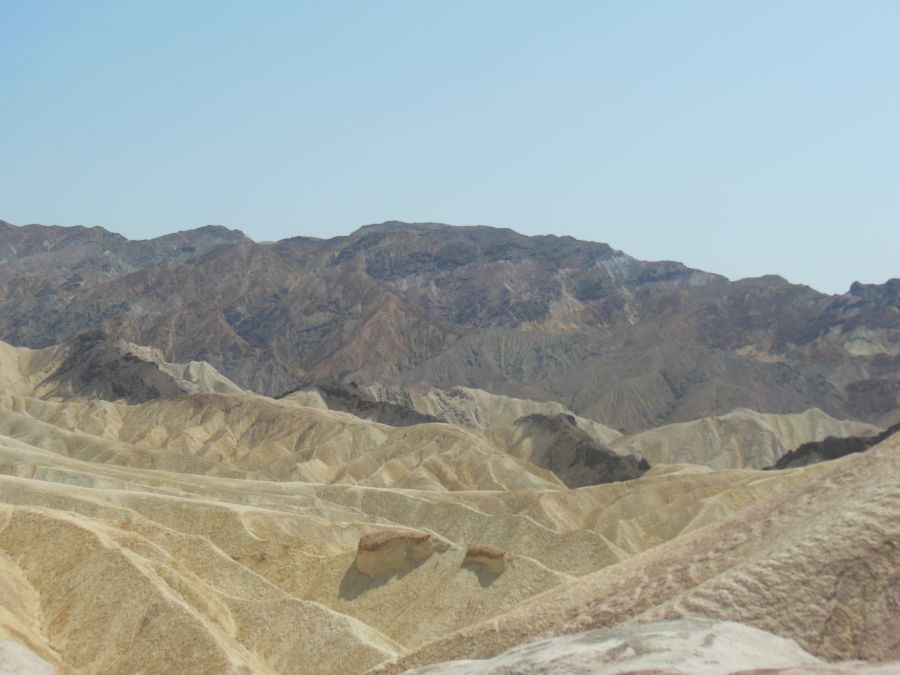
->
<box><xmin>610</xmin><ymin>407</ymin><xmax>878</xmax><ymax>469</ymax></box>
<box><xmin>328</xmin><ymin>381</ymin><xmax>876</xmax><ymax>470</ymax></box>
<box><xmin>353</xmin><ymin>379</ymin><xmax>877</xmax><ymax>470</ymax></box>
<box><xmin>384</xmin><ymin>432</ymin><xmax>900</xmax><ymax>672</ymax></box>
<box><xmin>0</xmin><ymin>418</ymin><xmax>814</xmax><ymax>673</ymax></box>
<box><xmin>0</xmin><ymin>339</ymin><xmax>875</xmax><ymax>479</ymax></box>
<box><xmin>0</xmin><ymin>342</ymin><xmax>63</xmax><ymax>397</ymax></box>
<box><xmin>0</xmin><ymin>338</ymin><xmax>896</xmax><ymax>673</ymax></box>
<box><xmin>0</xmin><ymin>336</ymin><xmax>243</xmax><ymax>402</ymax></box>
<box><xmin>0</xmin><ymin>338</ymin><xmax>565</xmax><ymax>491</ymax></box>
<box><xmin>359</xmin><ymin>383</ymin><xmax>623</xmax><ymax>443</ymax></box>
<box><xmin>0</xmin><ymin>393</ymin><xmax>565</xmax><ymax>491</ymax></box>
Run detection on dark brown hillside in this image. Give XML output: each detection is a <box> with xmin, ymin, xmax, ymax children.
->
<box><xmin>511</xmin><ymin>413</ymin><xmax>650</xmax><ymax>487</ymax></box>
<box><xmin>0</xmin><ymin>220</ymin><xmax>249</xmax><ymax>343</ymax></box>
<box><xmin>1</xmin><ymin>219</ymin><xmax>897</xmax><ymax>431</ymax></box>
<box><xmin>768</xmin><ymin>421</ymin><xmax>900</xmax><ymax>469</ymax></box>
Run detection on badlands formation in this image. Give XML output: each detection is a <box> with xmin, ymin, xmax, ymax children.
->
<box><xmin>0</xmin><ymin>221</ymin><xmax>898</xmax><ymax>674</ymax></box>
<box><xmin>0</xmin><ymin>337</ymin><xmax>897</xmax><ymax>674</ymax></box>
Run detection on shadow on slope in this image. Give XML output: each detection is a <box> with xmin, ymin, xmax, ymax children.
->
<box><xmin>510</xmin><ymin>413</ymin><xmax>650</xmax><ymax>488</ymax></box>
<box><xmin>767</xmin><ymin>421</ymin><xmax>900</xmax><ymax>469</ymax></box>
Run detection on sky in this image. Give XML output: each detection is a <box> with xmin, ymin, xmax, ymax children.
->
<box><xmin>1</xmin><ymin>1</ymin><xmax>898</xmax><ymax>294</ymax></box>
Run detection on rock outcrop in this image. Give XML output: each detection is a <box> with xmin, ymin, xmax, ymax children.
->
<box><xmin>355</xmin><ymin>530</ymin><xmax>434</xmax><ymax>577</ymax></box>
<box><xmin>0</xmin><ymin>641</ymin><xmax>57</xmax><ymax>675</ymax></box>
<box><xmin>2</xmin><ymin>369</ymin><xmax>897</xmax><ymax>673</ymax></box>
<box><xmin>463</xmin><ymin>545</ymin><xmax>506</xmax><ymax>575</ymax></box>
<box><xmin>2</xmin><ymin>219</ymin><xmax>899</xmax><ymax>674</ymax></box>
<box><xmin>407</xmin><ymin>620</ymin><xmax>899</xmax><ymax>674</ymax></box>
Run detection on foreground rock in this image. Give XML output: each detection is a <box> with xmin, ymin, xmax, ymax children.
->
<box><xmin>406</xmin><ymin>620</ymin><xmax>899</xmax><ymax>674</ymax></box>
<box><xmin>1</xmin><ymin>328</ymin><xmax>898</xmax><ymax>673</ymax></box>
<box><xmin>0</xmin><ymin>641</ymin><xmax>56</xmax><ymax>675</ymax></box>
<box><xmin>612</xmin><ymin>408</ymin><xmax>879</xmax><ymax>469</ymax></box>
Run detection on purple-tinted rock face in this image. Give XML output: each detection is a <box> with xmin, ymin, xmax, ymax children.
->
<box><xmin>1</xmin><ymin>220</ymin><xmax>898</xmax><ymax>431</ymax></box>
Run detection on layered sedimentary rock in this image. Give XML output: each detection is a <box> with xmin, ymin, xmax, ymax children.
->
<box><xmin>0</xmin><ymin>332</ymin><xmax>242</xmax><ymax>404</ymax></box>
<box><xmin>463</xmin><ymin>546</ymin><xmax>506</xmax><ymax>575</ymax></box>
<box><xmin>355</xmin><ymin>530</ymin><xmax>434</xmax><ymax>577</ymax></box>
<box><xmin>0</xmin><ymin>339</ymin><xmax>650</xmax><ymax>492</ymax></box>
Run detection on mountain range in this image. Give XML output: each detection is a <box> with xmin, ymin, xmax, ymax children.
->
<box><xmin>2</xmin><ymin>218</ymin><xmax>898</xmax><ymax>433</ymax></box>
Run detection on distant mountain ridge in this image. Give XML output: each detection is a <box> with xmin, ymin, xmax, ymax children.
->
<box><xmin>1</xmin><ymin>218</ymin><xmax>898</xmax><ymax>432</ymax></box>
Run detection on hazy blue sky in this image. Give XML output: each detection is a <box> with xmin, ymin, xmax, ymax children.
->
<box><xmin>2</xmin><ymin>1</ymin><xmax>898</xmax><ymax>293</ymax></box>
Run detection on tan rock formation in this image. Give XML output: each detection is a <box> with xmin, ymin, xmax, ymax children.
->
<box><xmin>463</xmin><ymin>545</ymin><xmax>506</xmax><ymax>575</ymax></box>
<box><xmin>356</xmin><ymin>530</ymin><xmax>434</xmax><ymax>577</ymax></box>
